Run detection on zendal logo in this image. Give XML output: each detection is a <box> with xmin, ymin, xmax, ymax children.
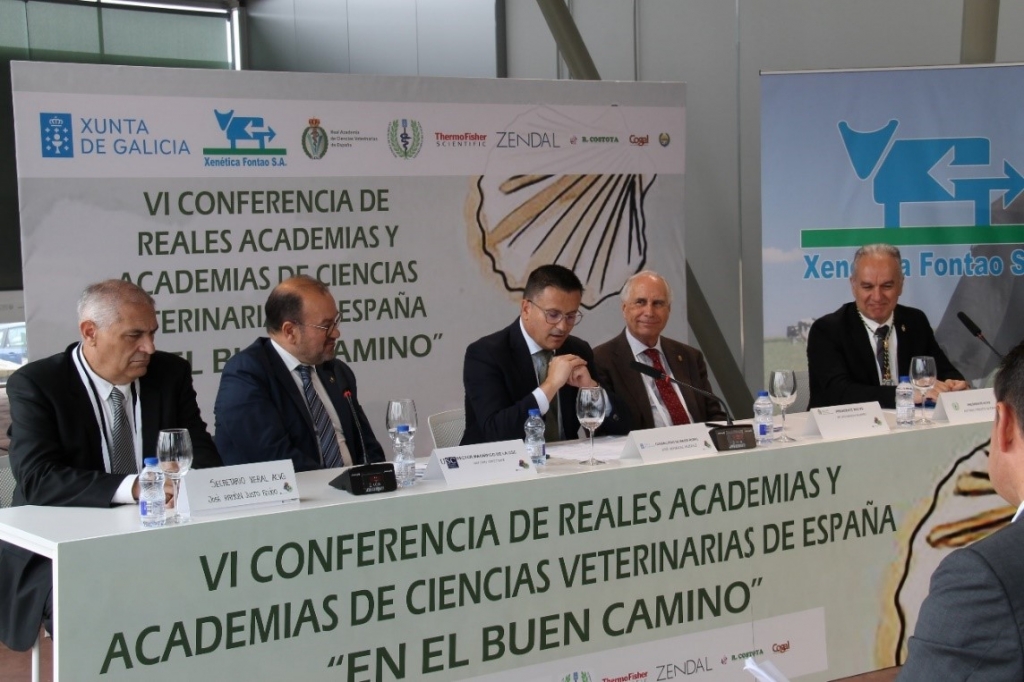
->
<box><xmin>388</xmin><ymin>119</ymin><xmax>423</xmax><ymax>159</ymax></box>
<box><xmin>203</xmin><ymin>109</ymin><xmax>286</xmax><ymax>156</ymax></box>
<box><xmin>40</xmin><ymin>113</ymin><xmax>74</xmax><ymax>158</ymax></box>
<box><xmin>301</xmin><ymin>118</ymin><xmax>328</xmax><ymax>160</ymax></box>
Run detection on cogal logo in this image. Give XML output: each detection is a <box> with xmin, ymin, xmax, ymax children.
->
<box><xmin>629</xmin><ymin>134</ymin><xmax>650</xmax><ymax>147</ymax></box>
<box><xmin>772</xmin><ymin>641</ymin><xmax>791</xmax><ymax>654</ymax></box>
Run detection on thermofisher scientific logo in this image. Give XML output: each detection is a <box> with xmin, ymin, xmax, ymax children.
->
<box><xmin>40</xmin><ymin>113</ymin><xmax>74</xmax><ymax>158</ymax></box>
<box><xmin>203</xmin><ymin>109</ymin><xmax>287</xmax><ymax>168</ymax></box>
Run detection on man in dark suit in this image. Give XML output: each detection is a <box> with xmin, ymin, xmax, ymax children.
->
<box><xmin>594</xmin><ymin>271</ymin><xmax>727</xmax><ymax>428</ymax></box>
<box><xmin>461</xmin><ymin>264</ymin><xmax>630</xmax><ymax>445</ymax></box>
<box><xmin>214</xmin><ymin>276</ymin><xmax>384</xmax><ymax>471</ymax></box>
<box><xmin>898</xmin><ymin>341</ymin><xmax>1024</xmax><ymax>680</ymax></box>
<box><xmin>807</xmin><ymin>244</ymin><xmax>968</xmax><ymax>409</ymax></box>
<box><xmin>0</xmin><ymin>280</ymin><xmax>220</xmax><ymax>651</ymax></box>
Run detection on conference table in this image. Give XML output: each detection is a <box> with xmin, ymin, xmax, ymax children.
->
<box><xmin>0</xmin><ymin>413</ymin><xmax>993</xmax><ymax>681</ymax></box>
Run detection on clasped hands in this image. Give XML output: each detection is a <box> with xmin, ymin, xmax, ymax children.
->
<box><xmin>539</xmin><ymin>354</ymin><xmax>598</xmax><ymax>402</ymax></box>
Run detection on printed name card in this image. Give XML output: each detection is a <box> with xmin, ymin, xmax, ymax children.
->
<box><xmin>620</xmin><ymin>424</ymin><xmax>717</xmax><ymax>463</ymax></box>
<box><xmin>803</xmin><ymin>402</ymin><xmax>890</xmax><ymax>440</ymax></box>
<box><xmin>181</xmin><ymin>461</ymin><xmax>299</xmax><ymax>515</ymax></box>
<box><xmin>423</xmin><ymin>440</ymin><xmax>537</xmax><ymax>486</ymax></box>
<box><xmin>933</xmin><ymin>387</ymin><xmax>996</xmax><ymax>424</ymax></box>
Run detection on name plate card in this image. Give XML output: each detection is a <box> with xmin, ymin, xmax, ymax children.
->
<box><xmin>933</xmin><ymin>388</ymin><xmax>996</xmax><ymax>424</ymax></box>
<box><xmin>423</xmin><ymin>440</ymin><xmax>536</xmax><ymax>486</ymax></box>
<box><xmin>620</xmin><ymin>424</ymin><xmax>717</xmax><ymax>463</ymax></box>
<box><xmin>181</xmin><ymin>461</ymin><xmax>299</xmax><ymax>515</ymax></box>
<box><xmin>803</xmin><ymin>402</ymin><xmax>890</xmax><ymax>440</ymax></box>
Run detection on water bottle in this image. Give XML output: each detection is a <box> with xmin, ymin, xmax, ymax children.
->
<box><xmin>524</xmin><ymin>408</ymin><xmax>546</xmax><ymax>468</ymax></box>
<box><xmin>753</xmin><ymin>390</ymin><xmax>774</xmax><ymax>446</ymax></box>
<box><xmin>393</xmin><ymin>424</ymin><xmax>416</xmax><ymax>488</ymax></box>
<box><xmin>895</xmin><ymin>376</ymin><xmax>915</xmax><ymax>427</ymax></box>
<box><xmin>139</xmin><ymin>457</ymin><xmax>166</xmax><ymax>528</ymax></box>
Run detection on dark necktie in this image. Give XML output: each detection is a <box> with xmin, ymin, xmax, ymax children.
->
<box><xmin>108</xmin><ymin>387</ymin><xmax>138</xmax><ymax>474</ymax></box>
<box><xmin>874</xmin><ymin>325</ymin><xmax>891</xmax><ymax>382</ymax></box>
<box><xmin>643</xmin><ymin>348</ymin><xmax>691</xmax><ymax>426</ymax></box>
<box><xmin>297</xmin><ymin>366</ymin><xmax>343</xmax><ymax>468</ymax></box>
<box><xmin>534</xmin><ymin>350</ymin><xmax>561</xmax><ymax>441</ymax></box>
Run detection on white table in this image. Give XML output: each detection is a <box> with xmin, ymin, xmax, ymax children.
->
<box><xmin>0</xmin><ymin>416</ymin><xmax>994</xmax><ymax>681</ymax></box>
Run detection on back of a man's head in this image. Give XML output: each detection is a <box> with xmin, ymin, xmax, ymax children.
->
<box><xmin>523</xmin><ymin>265</ymin><xmax>583</xmax><ymax>300</ymax></box>
<box><xmin>996</xmin><ymin>341</ymin><xmax>1024</xmax><ymax>439</ymax></box>
<box><xmin>77</xmin><ymin>279</ymin><xmax>154</xmax><ymax>329</ymax></box>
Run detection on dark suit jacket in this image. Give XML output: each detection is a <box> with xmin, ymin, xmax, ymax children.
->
<box><xmin>593</xmin><ymin>330</ymin><xmax>728</xmax><ymax>429</ymax></box>
<box><xmin>807</xmin><ymin>303</ymin><xmax>964</xmax><ymax>409</ymax></box>
<box><xmin>0</xmin><ymin>345</ymin><xmax>219</xmax><ymax>651</ymax></box>
<box><xmin>898</xmin><ymin>517</ymin><xmax>1024</xmax><ymax>681</ymax></box>
<box><xmin>214</xmin><ymin>338</ymin><xmax>384</xmax><ymax>471</ymax></box>
<box><xmin>461</xmin><ymin>319</ymin><xmax>631</xmax><ymax>445</ymax></box>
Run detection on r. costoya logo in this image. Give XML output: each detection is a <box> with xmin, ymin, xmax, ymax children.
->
<box><xmin>388</xmin><ymin>118</ymin><xmax>423</xmax><ymax>159</ymax></box>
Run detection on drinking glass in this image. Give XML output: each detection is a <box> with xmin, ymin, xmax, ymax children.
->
<box><xmin>576</xmin><ymin>386</ymin><xmax>607</xmax><ymax>466</ymax></box>
<box><xmin>385</xmin><ymin>399</ymin><xmax>418</xmax><ymax>446</ymax></box>
<box><xmin>157</xmin><ymin>428</ymin><xmax>193</xmax><ymax>524</ymax></box>
<box><xmin>910</xmin><ymin>356</ymin><xmax>937</xmax><ymax>425</ymax></box>
<box><xmin>768</xmin><ymin>369</ymin><xmax>798</xmax><ymax>442</ymax></box>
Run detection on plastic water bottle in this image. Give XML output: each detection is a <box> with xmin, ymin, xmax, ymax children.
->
<box><xmin>896</xmin><ymin>376</ymin><xmax>915</xmax><ymax>427</ymax></box>
<box><xmin>393</xmin><ymin>424</ymin><xmax>416</xmax><ymax>488</ymax></box>
<box><xmin>139</xmin><ymin>457</ymin><xmax>166</xmax><ymax>528</ymax></box>
<box><xmin>524</xmin><ymin>408</ymin><xmax>546</xmax><ymax>468</ymax></box>
<box><xmin>753</xmin><ymin>391</ymin><xmax>774</xmax><ymax>446</ymax></box>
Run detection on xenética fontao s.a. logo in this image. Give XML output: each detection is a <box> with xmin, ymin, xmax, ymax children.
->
<box><xmin>40</xmin><ymin>113</ymin><xmax>74</xmax><ymax>158</ymax></box>
<box><xmin>301</xmin><ymin>118</ymin><xmax>328</xmax><ymax>160</ymax></box>
<box><xmin>388</xmin><ymin>118</ymin><xmax>423</xmax><ymax>159</ymax></box>
<box><xmin>203</xmin><ymin>109</ymin><xmax>287</xmax><ymax>168</ymax></box>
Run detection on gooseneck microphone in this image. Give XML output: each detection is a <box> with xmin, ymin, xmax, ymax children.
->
<box><xmin>629</xmin><ymin>359</ymin><xmax>756</xmax><ymax>450</ymax></box>
<box><xmin>630</xmin><ymin>360</ymin><xmax>734</xmax><ymax>425</ymax></box>
<box><xmin>957</xmin><ymin>311</ymin><xmax>1005</xmax><ymax>359</ymax></box>
<box><xmin>330</xmin><ymin>389</ymin><xmax>397</xmax><ymax>495</ymax></box>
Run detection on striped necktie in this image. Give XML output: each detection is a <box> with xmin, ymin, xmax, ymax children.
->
<box><xmin>108</xmin><ymin>387</ymin><xmax>138</xmax><ymax>474</ymax></box>
<box><xmin>297</xmin><ymin>365</ymin><xmax>344</xmax><ymax>468</ymax></box>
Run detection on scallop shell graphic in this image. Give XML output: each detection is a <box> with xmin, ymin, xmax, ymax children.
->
<box><xmin>876</xmin><ymin>438</ymin><xmax>1012</xmax><ymax>666</ymax></box>
<box><xmin>466</xmin><ymin>172</ymin><xmax>655</xmax><ymax>308</ymax></box>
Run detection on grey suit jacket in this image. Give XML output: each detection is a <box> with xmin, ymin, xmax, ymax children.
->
<box><xmin>592</xmin><ymin>330</ymin><xmax>728</xmax><ymax>429</ymax></box>
<box><xmin>898</xmin><ymin>516</ymin><xmax>1024</xmax><ymax>681</ymax></box>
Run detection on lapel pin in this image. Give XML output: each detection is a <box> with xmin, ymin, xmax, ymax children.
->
<box><xmin>329</xmin><ymin>376</ymin><xmax>335</xmax><ymax>384</ymax></box>
<box><xmin>901</xmin><ymin>324</ymin><xmax>906</xmax><ymax>332</ymax></box>
<box><xmin>677</xmin><ymin>354</ymin><xmax>683</xmax><ymax>362</ymax></box>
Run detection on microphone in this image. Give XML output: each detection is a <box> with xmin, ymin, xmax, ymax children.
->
<box><xmin>629</xmin><ymin>359</ymin><xmax>756</xmax><ymax>451</ymax></box>
<box><xmin>957</xmin><ymin>311</ymin><xmax>1004</xmax><ymax>359</ymax></box>
<box><xmin>330</xmin><ymin>389</ymin><xmax>396</xmax><ymax>495</ymax></box>
<box><xmin>631</xmin><ymin>360</ymin><xmax>734</xmax><ymax>425</ymax></box>
<box><xmin>343</xmin><ymin>390</ymin><xmax>369</xmax><ymax>463</ymax></box>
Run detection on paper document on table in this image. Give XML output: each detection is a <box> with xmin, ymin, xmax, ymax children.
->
<box><xmin>547</xmin><ymin>437</ymin><xmax>625</xmax><ymax>462</ymax></box>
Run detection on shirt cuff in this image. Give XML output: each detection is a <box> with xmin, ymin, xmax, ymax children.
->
<box><xmin>113</xmin><ymin>475</ymin><xmax>137</xmax><ymax>505</ymax></box>
<box><xmin>532</xmin><ymin>387</ymin><xmax>550</xmax><ymax>415</ymax></box>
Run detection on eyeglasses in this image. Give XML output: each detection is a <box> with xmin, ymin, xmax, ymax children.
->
<box><xmin>298</xmin><ymin>313</ymin><xmax>342</xmax><ymax>336</ymax></box>
<box><xmin>527</xmin><ymin>299</ymin><xmax>584</xmax><ymax>325</ymax></box>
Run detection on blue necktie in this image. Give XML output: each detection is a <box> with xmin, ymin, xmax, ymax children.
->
<box><xmin>297</xmin><ymin>366</ymin><xmax>343</xmax><ymax>468</ymax></box>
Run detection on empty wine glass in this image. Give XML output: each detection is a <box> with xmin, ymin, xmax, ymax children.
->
<box><xmin>768</xmin><ymin>369</ymin><xmax>798</xmax><ymax>442</ymax></box>
<box><xmin>910</xmin><ymin>356</ymin><xmax>937</xmax><ymax>425</ymax></box>
<box><xmin>157</xmin><ymin>428</ymin><xmax>193</xmax><ymax>524</ymax></box>
<box><xmin>576</xmin><ymin>386</ymin><xmax>607</xmax><ymax>466</ymax></box>
<box><xmin>385</xmin><ymin>399</ymin><xmax>418</xmax><ymax>446</ymax></box>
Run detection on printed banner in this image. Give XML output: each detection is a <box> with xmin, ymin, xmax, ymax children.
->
<box><xmin>11</xmin><ymin>62</ymin><xmax>686</xmax><ymax>452</ymax></box>
<box><xmin>761</xmin><ymin>65</ymin><xmax>1024</xmax><ymax>384</ymax></box>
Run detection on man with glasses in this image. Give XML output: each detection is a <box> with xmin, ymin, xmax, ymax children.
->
<box><xmin>214</xmin><ymin>275</ymin><xmax>384</xmax><ymax>470</ymax></box>
<box><xmin>594</xmin><ymin>271</ymin><xmax>727</xmax><ymax>429</ymax></box>
<box><xmin>461</xmin><ymin>264</ymin><xmax>630</xmax><ymax>445</ymax></box>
